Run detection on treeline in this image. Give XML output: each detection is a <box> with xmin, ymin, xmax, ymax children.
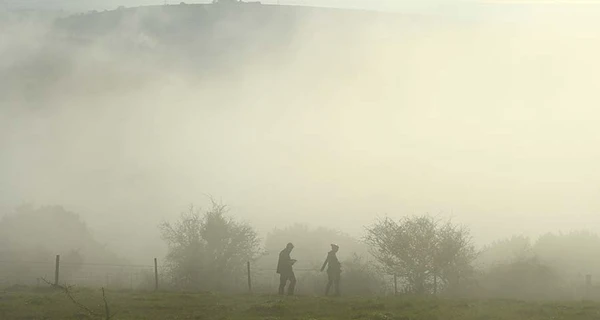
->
<box><xmin>158</xmin><ymin>200</ymin><xmax>600</xmax><ymax>299</ymax></box>
<box><xmin>1</xmin><ymin>202</ymin><xmax>600</xmax><ymax>299</ymax></box>
<box><xmin>0</xmin><ymin>205</ymin><xmax>129</xmax><ymax>287</ymax></box>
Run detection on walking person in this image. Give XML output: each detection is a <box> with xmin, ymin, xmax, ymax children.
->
<box><xmin>321</xmin><ymin>243</ymin><xmax>341</xmax><ymax>296</ymax></box>
<box><xmin>276</xmin><ymin>242</ymin><xmax>297</xmax><ymax>295</ymax></box>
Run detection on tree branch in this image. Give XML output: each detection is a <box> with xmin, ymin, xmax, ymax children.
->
<box><xmin>40</xmin><ymin>277</ymin><xmax>117</xmax><ymax>320</ymax></box>
<box><xmin>40</xmin><ymin>277</ymin><xmax>99</xmax><ymax>318</ymax></box>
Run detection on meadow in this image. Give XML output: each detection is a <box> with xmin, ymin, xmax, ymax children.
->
<box><xmin>1</xmin><ymin>287</ymin><xmax>600</xmax><ymax>320</ymax></box>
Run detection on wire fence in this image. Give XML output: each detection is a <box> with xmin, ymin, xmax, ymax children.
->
<box><xmin>0</xmin><ymin>255</ymin><xmax>392</xmax><ymax>295</ymax></box>
<box><xmin>0</xmin><ymin>256</ymin><xmax>305</xmax><ymax>293</ymax></box>
<box><xmin>0</xmin><ymin>258</ymin><xmax>156</xmax><ymax>291</ymax></box>
<box><xmin>3</xmin><ymin>256</ymin><xmax>599</xmax><ymax>300</ymax></box>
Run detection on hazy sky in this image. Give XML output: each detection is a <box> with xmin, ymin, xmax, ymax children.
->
<box><xmin>2</xmin><ymin>1</ymin><xmax>600</xmax><ymax>262</ymax></box>
<box><xmin>5</xmin><ymin>0</ymin><xmax>600</xmax><ymax>17</ymax></box>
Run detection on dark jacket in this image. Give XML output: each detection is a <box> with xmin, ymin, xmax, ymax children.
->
<box><xmin>277</xmin><ymin>248</ymin><xmax>293</xmax><ymax>274</ymax></box>
<box><xmin>321</xmin><ymin>251</ymin><xmax>341</xmax><ymax>273</ymax></box>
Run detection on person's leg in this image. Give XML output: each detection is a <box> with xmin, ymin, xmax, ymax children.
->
<box><xmin>325</xmin><ymin>271</ymin><xmax>333</xmax><ymax>296</ymax></box>
<box><xmin>287</xmin><ymin>272</ymin><xmax>296</xmax><ymax>296</ymax></box>
<box><xmin>334</xmin><ymin>273</ymin><xmax>341</xmax><ymax>296</ymax></box>
<box><xmin>279</xmin><ymin>274</ymin><xmax>288</xmax><ymax>295</ymax></box>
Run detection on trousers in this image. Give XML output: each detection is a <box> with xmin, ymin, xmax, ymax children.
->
<box><xmin>278</xmin><ymin>272</ymin><xmax>296</xmax><ymax>295</ymax></box>
<box><xmin>325</xmin><ymin>270</ymin><xmax>341</xmax><ymax>296</ymax></box>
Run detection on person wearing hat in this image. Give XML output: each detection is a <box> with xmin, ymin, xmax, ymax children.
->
<box><xmin>276</xmin><ymin>242</ymin><xmax>297</xmax><ymax>295</ymax></box>
<box><xmin>321</xmin><ymin>243</ymin><xmax>341</xmax><ymax>296</ymax></box>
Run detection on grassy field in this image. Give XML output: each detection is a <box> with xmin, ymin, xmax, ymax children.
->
<box><xmin>1</xmin><ymin>287</ymin><xmax>599</xmax><ymax>320</ymax></box>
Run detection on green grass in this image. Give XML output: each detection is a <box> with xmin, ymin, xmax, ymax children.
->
<box><xmin>1</xmin><ymin>287</ymin><xmax>599</xmax><ymax>320</ymax></box>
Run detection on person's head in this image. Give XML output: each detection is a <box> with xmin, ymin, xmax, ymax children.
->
<box><xmin>286</xmin><ymin>242</ymin><xmax>294</xmax><ymax>251</ymax></box>
<box><xmin>331</xmin><ymin>244</ymin><xmax>339</xmax><ymax>253</ymax></box>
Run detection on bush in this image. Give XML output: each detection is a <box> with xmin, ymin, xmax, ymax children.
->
<box><xmin>476</xmin><ymin>257</ymin><xmax>567</xmax><ymax>300</ymax></box>
<box><xmin>341</xmin><ymin>254</ymin><xmax>388</xmax><ymax>296</ymax></box>
<box><xmin>159</xmin><ymin>200</ymin><xmax>262</xmax><ymax>292</ymax></box>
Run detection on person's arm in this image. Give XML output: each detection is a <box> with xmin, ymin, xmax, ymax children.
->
<box><xmin>284</xmin><ymin>252</ymin><xmax>294</xmax><ymax>268</ymax></box>
<box><xmin>320</xmin><ymin>254</ymin><xmax>329</xmax><ymax>272</ymax></box>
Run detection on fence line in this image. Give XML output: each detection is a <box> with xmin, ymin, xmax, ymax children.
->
<box><xmin>0</xmin><ymin>260</ymin><xmax>154</xmax><ymax>269</ymax></box>
<box><xmin>0</xmin><ymin>255</ymin><xmax>159</xmax><ymax>291</ymax></box>
<box><xmin>0</xmin><ymin>257</ymin><xmax>404</xmax><ymax>296</ymax></box>
<box><xmin>3</xmin><ymin>256</ymin><xmax>598</xmax><ymax>299</ymax></box>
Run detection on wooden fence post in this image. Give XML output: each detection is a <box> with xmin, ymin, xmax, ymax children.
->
<box><xmin>247</xmin><ymin>261</ymin><xmax>252</xmax><ymax>293</ymax></box>
<box><xmin>54</xmin><ymin>255</ymin><xmax>60</xmax><ymax>286</ymax></box>
<box><xmin>394</xmin><ymin>274</ymin><xmax>398</xmax><ymax>296</ymax></box>
<box><xmin>154</xmin><ymin>258</ymin><xmax>159</xmax><ymax>291</ymax></box>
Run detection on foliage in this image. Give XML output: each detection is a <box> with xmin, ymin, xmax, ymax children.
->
<box><xmin>476</xmin><ymin>256</ymin><xmax>566</xmax><ymax>300</ymax></box>
<box><xmin>364</xmin><ymin>215</ymin><xmax>477</xmax><ymax>295</ymax></box>
<box><xmin>533</xmin><ymin>230</ymin><xmax>600</xmax><ymax>276</ymax></box>
<box><xmin>341</xmin><ymin>253</ymin><xmax>389</xmax><ymax>296</ymax></box>
<box><xmin>0</xmin><ymin>205</ymin><xmax>94</xmax><ymax>252</ymax></box>
<box><xmin>0</xmin><ymin>205</ymin><xmax>123</xmax><ymax>286</ymax></box>
<box><xmin>476</xmin><ymin>235</ymin><xmax>534</xmax><ymax>270</ymax></box>
<box><xmin>159</xmin><ymin>200</ymin><xmax>262</xmax><ymax>291</ymax></box>
<box><xmin>475</xmin><ymin>230</ymin><xmax>600</xmax><ymax>300</ymax></box>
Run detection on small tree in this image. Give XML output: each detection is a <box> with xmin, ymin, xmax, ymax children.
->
<box><xmin>364</xmin><ymin>215</ymin><xmax>477</xmax><ymax>295</ymax></box>
<box><xmin>159</xmin><ymin>200</ymin><xmax>261</xmax><ymax>291</ymax></box>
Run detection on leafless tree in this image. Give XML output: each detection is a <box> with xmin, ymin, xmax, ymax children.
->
<box><xmin>364</xmin><ymin>215</ymin><xmax>477</xmax><ymax>295</ymax></box>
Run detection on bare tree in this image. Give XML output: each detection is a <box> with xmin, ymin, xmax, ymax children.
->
<box><xmin>364</xmin><ymin>215</ymin><xmax>477</xmax><ymax>295</ymax></box>
<box><xmin>159</xmin><ymin>199</ymin><xmax>262</xmax><ymax>291</ymax></box>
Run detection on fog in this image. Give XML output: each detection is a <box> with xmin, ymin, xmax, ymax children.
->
<box><xmin>2</xmin><ymin>2</ymin><xmax>600</xmax><ymax>267</ymax></box>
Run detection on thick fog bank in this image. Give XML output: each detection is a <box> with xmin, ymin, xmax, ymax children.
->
<box><xmin>2</xmin><ymin>4</ymin><xmax>600</xmax><ymax>264</ymax></box>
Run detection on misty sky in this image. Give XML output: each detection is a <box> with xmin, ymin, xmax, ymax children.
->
<box><xmin>4</xmin><ymin>0</ymin><xmax>600</xmax><ymax>17</ymax></box>
<box><xmin>2</xmin><ymin>1</ymin><xmax>600</xmax><ymax>263</ymax></box>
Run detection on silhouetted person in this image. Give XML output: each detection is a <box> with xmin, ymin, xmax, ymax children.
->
<box><xmin>321</xmin><ymin>243</ymin><xmax>341</xmax><ymax>296</ymax></box>
<box><xmin>276</xmin><ymin>242</ymin><xmax>297</xmax><ymax>295</ymax></box>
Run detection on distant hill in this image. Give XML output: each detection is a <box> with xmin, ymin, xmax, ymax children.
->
<box><xmin>2</xmin><ymin>0</ymin><xmax>411</xmax><ymax>14</ymax></box>
<box><xmin>1</xmin><ymin>2</ymin><xmax>434</xmax><ymax>110</ymax></box>
<box><xmin>52</xmin><ymin>3</ymin><xmax>434</xmax><ymax>50</ymax></box>
<box><xmin>55</xmin><ymin>3</ymin><xmax>410</xmax><ymax>36</ymax></box>
<box><xmin>50</xmin><ymin>3</ymin><xmax>432</xmax><ymax>69</ymax></box>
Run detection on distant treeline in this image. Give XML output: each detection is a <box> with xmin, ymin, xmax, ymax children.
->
<box><xmin>3</xmin><ymin>202</ymin><xmax>600</xmax><ymax>299</ymax></box>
